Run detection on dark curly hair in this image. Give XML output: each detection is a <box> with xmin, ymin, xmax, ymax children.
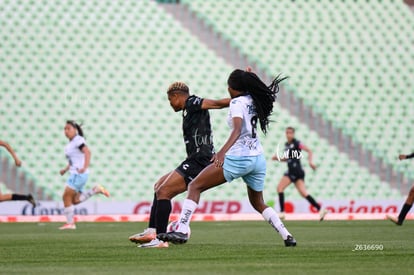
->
<box><xmin>227</xmin><ymin>69</ymin><xmax>287</xmax><ymax>134</ymax></box>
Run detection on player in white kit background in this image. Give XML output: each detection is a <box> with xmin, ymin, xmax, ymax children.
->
<box><xmin>158</xmin><ymin>68</ymin><xmax>296</xmax><ymax>247</ymax></box>
<box><xmin>59</xmin><ymin>121</ymin><xmax>110</xmax><ymax>230</ymax></box>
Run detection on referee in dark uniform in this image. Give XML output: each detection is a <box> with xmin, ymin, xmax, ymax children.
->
<box><xmin>387</xmin><ymin>152</ymin><xmax>414</xmax><ymax>225</ymax></box>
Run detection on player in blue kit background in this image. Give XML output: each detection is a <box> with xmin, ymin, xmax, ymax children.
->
<box><xmin>128</xmin><ymin>82</ymin><xmax>230</xmax><ymax>248</ymax></box>
<box><xmin>158</xmin><ymin>68</ymin><xmax>296</xmax><ymax>247</ymax></box>
<box><xmin>59</xmin><ymin>121</ymin><xmax>110</xmax><ymax>230</ymax></box>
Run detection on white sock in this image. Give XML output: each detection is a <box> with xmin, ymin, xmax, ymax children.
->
<box><xmin>176</xmin><ymin>199</ymin><xmax>198</xmax><ymax>233</ymax></box>
<box><xmin>78</xmin><ymin>188</ymin><xmax>96</xmax><ymax>202</ymax></box>
<box><xmin>64</xmin><ymin>205</ymin><xmax>75</xmax><ymax>224</ymax></box>
<box><xmin>262</xmin><ymin>207</ymin><xmax>291</xmax><ymax>240</ymax></box>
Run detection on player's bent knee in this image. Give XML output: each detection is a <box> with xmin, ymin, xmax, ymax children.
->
<box><xmin>156</xmin><ymin>187</ymin><xmax>176</xmax><ymax>200</ymax></box>
<box><xmin>188</xmin><ymin>182</ymin><xmax>204</xmax><ymax>194</ymax></box>
<box><xmin>251</xmin><ymin>201</ymin><xmax>267</xmax><ymax>213</ymax></box>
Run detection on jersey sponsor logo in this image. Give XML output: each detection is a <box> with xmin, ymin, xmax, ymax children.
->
<box><xmin>241</xmin><ymin>136</ymin><xmax>258</xmax><ymax>150</ymax></box>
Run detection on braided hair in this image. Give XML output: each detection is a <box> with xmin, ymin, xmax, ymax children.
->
<box><xmin>227</xmin><ymin>69</ymin><xmax>287</xmax><ymax>134</ymax></box>
<box><xmin>66</xmin><ymin>120</ymin><xmax>84</xmax><ymax>137</ymax></box>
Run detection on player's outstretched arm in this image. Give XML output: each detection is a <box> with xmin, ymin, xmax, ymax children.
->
<box><xmin>399</xmin><ymin>152</ymin><xmax>414</xmax><ymax>160</ymax></box>
<box><xmin>300</xmin><ymin>144</ymin><xmax>317</xmax><ymax>170</ymax></box>
<box><xmin>201</xmin><ymin>98</ymin><xmax>231</xmax><ymax>110</ymax></box>
<box><xmin>271</xmin><ymin>155</ymin><xmax>287</xmax><ymax>162</ymax></box>
<box><xmin>0</xmin><ymin>140</ymin><xmax>22</xmax><ymax>167</ymax></box>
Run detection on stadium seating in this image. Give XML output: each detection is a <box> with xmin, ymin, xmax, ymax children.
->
<box><xmin>0</xmin><ymin>0</ymin><xmax>402</xmax><ymax>202</ymax></box>
<box><xmin>182</xmin><ymin>0</ymin><xmax>414</xmax><ymax>180</ymax></box>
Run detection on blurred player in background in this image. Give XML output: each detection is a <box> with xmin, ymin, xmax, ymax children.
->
<box><xmin>272</xmin><ymin>127</ymin><xmax>328</xmax><ymax>221</ymax></box>
<box><xmin>128</xmin><ymin>82</ymin><xmax>230</xmax><ymax>248</ymax></box>
<box><xmin>158</xmin><ymin>68</ymin><xmax>296</xmax><ymax>247</ymax></box>
<box><xmin>387</xmin><ymin>152</ymin><xmax>414</xmax><ymax>225</ymax></box>
<box><xmin>59</xmin><ymin>121</ymin><xmax>110</xmax><ymax>230</ymax></box>
<box><xmin>0</xmin><ymin>140</ymin><xmax>36</xmax><ymax>206</ymax></box>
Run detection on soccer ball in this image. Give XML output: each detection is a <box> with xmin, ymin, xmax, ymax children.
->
<box><xmin>167</xmin><ymin>221</ymin><xmax>191</xmax><ymax>237</ymax></box>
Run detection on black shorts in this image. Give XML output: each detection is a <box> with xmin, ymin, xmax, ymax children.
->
<box><xmin>175</xmin><ymin>156</ymin><xmax>211</xmax><ymax>185</ymax></box>
<box><xmin>284</xmin><ymin>169</ymin><xmax>305</xmax><ymax>183</ymax></box>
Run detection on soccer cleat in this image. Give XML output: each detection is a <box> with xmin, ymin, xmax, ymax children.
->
<box><xmin>59</xmin><ymin>223</ymin><xmax>76</xmax><ymax>230</ymax></box>
<box><xmin>138</xmin><ymin>238</ymin><xmax>169</xmax><ymax>248</ymax></box>
<box><xmin>27</xmin><ymin>194</ymin><xmax>36</xmax><ymax>207</ymax></box>
<box><xmin>157</xmin><ymin>231</ymin><xmax>189</xmax><ymax>244</ymax></box>
<box><xmin>129</xmin><ymin>228</ymin><xmax>157</xmax><ymax>244</ymax></box>
<box><xmin>93</xmin><ymin>185</ymin><xmax>110</xmax><ymax>197</ymax></box>
<box><xmin>319</xmin><ymin>208</ymin><xmax>328</xmax><ymax>221</ymax></box>
<box><xmin>284</xmin><ymin>235</ymin><xmax>297</xmax><ymax>247</ymax></box>
<box><xmin>386</xmin><ymin>215</ymin><xmax>402</xmax><ymax>226</ymax></box>
<box><xmin>278</xmin><ymin>212</ymin><xmax>286</xmax><ymax>220</ymax></box>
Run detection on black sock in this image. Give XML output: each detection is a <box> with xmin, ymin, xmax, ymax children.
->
<box><xmin>398</xmin><ymin>203</ymin><xmax>412</xmax><ymax>225</ymax></box>
<box><xmin>155</xmin><ymin>199</ymin><xmax>172</xmax><ymax>234</ymax></box>
<box><xmin>11</xmin><ymin>194</ymin><xmax>29</xmax><ymax>201</ymax></box>
<box><xmin>278</xmin><ymin>192</ymin><xmax>285</xmax><ymax>212</ymax></box>
<box><xmin>148</xmin><ymin>193</ymin><xmax>158</xmax><ymax>229</ymax></box>
<box><xmin>306</xmin><ymin>195</ymin><xmax>321</xmax><ymax>211</ymax></box>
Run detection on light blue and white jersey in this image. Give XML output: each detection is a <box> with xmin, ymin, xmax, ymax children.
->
<box><xmin>64</xmin><ymin>135</ymin><xmax>88</xmax><ymax>174</ymax></box>
<box><xmin>226</xmin><ymin>95</ymin><xmax>263</xmax><ymax>156</ymax></box>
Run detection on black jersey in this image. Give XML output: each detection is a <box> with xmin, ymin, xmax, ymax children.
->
<box><xmin>182</xmin><ymin>95</ymin><xmax>214</xmax><ymax>160</ymax></box>
<box><xmin>284</xmin><ymin>138</ymin><xmax>303</xmax><ymax>172</ymax></box>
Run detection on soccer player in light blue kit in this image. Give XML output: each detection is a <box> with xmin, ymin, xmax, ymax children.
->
<box><xmin>59</xmin><ymin>121</ymin><xmax>110</xmax><ymax>230</ymax></box>
<box><xmin>158</xmin><ymin>68</ymin><xmax>296</xmax><ymax>246</ymax></box>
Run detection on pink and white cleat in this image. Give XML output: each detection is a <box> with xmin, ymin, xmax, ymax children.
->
<box><xmin>93</xmin><ymin>185</ymin><xmax>110</xmax><ymax>197</ymax></box>
<box><xmin>59</xmin><ymin>223</ymin><xmax>76</xmax><ymax>230</ymax></box>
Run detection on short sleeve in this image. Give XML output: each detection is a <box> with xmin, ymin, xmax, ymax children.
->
<box><xmin>185</xmin><ymin>96</ymin><xmax>204</xmax><ymax>113</ymax></box>
<box><xmin>74</xmin><ymin>136</ymin><xmax>86</xmax><ymax>147</ymax></box>
<box><xmin>229</xmin><ymin>98</ymin><xmax>244</xmax><ymax>119</ymax></box>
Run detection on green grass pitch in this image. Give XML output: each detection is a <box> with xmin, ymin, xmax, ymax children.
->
<box><xmin>0</xmin><ymin>221</ymin><xmax>412</xmax><ymax>274</ymax></box>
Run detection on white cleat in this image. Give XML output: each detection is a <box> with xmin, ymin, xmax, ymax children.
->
<box><xmin>319</xmin><ymin>208</ymin><xmax>328</xmax><ymax>221</ymax></box>
<box><xmin>278</xmin><ymin>212</ymin><xmax>286</xmax><ymax>220</ymax></box>
<box><xmin>386</xmin><ymin>215</ymin><xmax>402</xmax><ymax>226</ymax></box>
<box><xmin>129</xmin><ymin>228</ymin><xmax>157</xmax><ymax>244</ymax></box>
<box><xmin>59</xmin><ymin>223</ymin><xmax>76</xmax><ymax>230</ymax></box>
<box><xmin>139</xmin><ymin>238</ymin><xmax>169</xmax><ymax>248</ymax></box>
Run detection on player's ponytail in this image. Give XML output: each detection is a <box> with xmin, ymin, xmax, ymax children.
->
<box><xmin>227</xmin><ymin>69</ymin><xmax>287</xmax><ymax>134</ymax></box>
<box><xmin>67</xmin><ymin>120</ymin><xmax>84</xmax><ymax>137</ymax></box>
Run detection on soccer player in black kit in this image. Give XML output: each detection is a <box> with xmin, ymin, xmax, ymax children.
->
<box><xmin>0</xmin><ymin>140</ymin><xmax>36</xmax><ymax>206</ymax></box>
<box><xmin>387</xmin><ymin>152</ymin><xmax>414</xmax><ymax>225</ymax></box>
<box><xmin>129</xmin><ymin>82</ymin><xmax>230</xmax><ymax>248</ymax></box>
<box><xmin>272</xmin><ymin>127</ymin><xmax>328</xmax><ymax>221</ymax></box>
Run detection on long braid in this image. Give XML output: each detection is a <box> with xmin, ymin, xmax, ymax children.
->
<box><xmin>228</xmin><ymin>69</ymin><xmax>287</xmax><ymax>134</ymax></box>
